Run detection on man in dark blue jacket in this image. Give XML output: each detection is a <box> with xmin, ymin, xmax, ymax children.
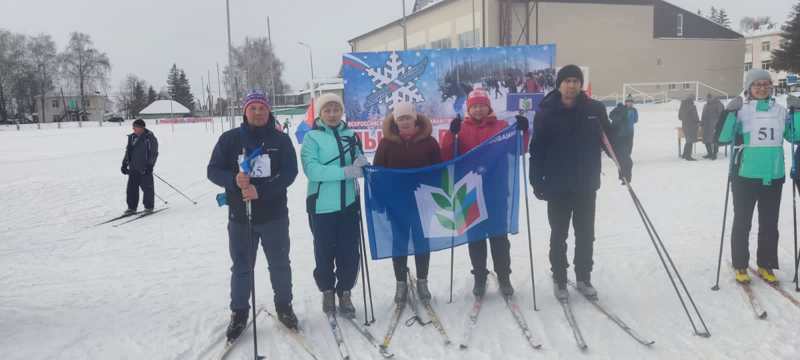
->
<box><xmin>529</xmin><ymin>65</ymin><xmax>632</xmax><ymax>301</ymax></box>
<box><xmin>207</xmin><ymin>90</ymin><xmax>299</xmax><ymax>341</ymax></box>
<box><xmin>121</xmin><ymin>119</ymin><xmax>158</xmax><ymax>213</ymax></box>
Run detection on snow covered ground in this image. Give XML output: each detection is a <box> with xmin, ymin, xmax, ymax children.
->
<box><xmin>2</xmin><ymin>102</ymin><xmax>800</xmax><ymax>360</ymax></box>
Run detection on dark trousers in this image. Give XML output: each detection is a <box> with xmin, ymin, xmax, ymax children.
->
<box><xmin>616</xmin><ymin>134</ymin><xmax>634</xmax><ymax>181</ymax></box>
<box><xmin>731</xmin><ymin>177</ymin><xmax>782</xmax><ymax>269</ymax></box>
<box><xmin>682</xmin><ymin>141</ymin><xmax>694</xmax><ymax>159</ymax></box>
<box><xmin>126</xmin><ymin>171</ymin><xmax>154</xmax><ymax>210</ymax></box>
<box><xmin>228</xmin><ymin>217</ymin><xmax>293</xmax><ymax>311</ymax></box>
<box><xmin>392</xmin><ymin>255</ymin><xmax>430</xmax><ymax>282</ymax></box>
<box><xmin>468</xmin><ymin>235</ymin><xmax>511</xmax><ymax>278</ymax></box>
<box><xmin>704</xmin><ymin>142</ymin><xmax>719</xmax><ymax>158</ymax></box>
<box><xmin>547</xmin><ymin>191</ymin><xmax>597</xmax><ymax>283</ymax></box>
<box><xmin>310</xmin><ymin>204</ymin><xmax>361</xmax><ymax>295</ymax></box>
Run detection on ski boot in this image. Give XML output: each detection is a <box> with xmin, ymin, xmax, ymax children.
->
<box><xmin>276</xmin><ymin>303</ymin><xmax>298</xmax><ymax>331</ymax></box>
<box><xmin>576</xmin><ymin>280</ymin><xmax>598</xmax><ymax>299</ymax></box>
<box><xmin>416</xmin><ymin>279</ymin><xmax>432</xmax><ymax>303</ymax></box>
<box><xmin>553</xmin><ymin>279</ymin><xmax>569</xmax><ymax>301</ymax></box>
<box><xmin>226</xmin><ymin>309</ymin><xmax>249</xmax><ymax>342</ymax></box>
<box><xmin>735</xmin><ymin>268</ymin><xmax>751</xmax><ymax>284</ymax></box>
<box><xmin>497</xmin><ymin>274</ymin><xmax>514</xmax><ymax>297</ymax></box>
<box><xmin>144</xmin><ymin>207</ymin><xmax>154</xmax><ymax>214</ymax></box>
<box><xmin>338</xmin><ymin>291</ymin><xmax>356</xmax><ymax>319</ymax></box>
<box><xmin>124</xmin><ymin>208</ymin><xmax>136</xmax><ymax>215</ymax></box>
<box><xmin>322</xmin><ymin>290</ymin><xmax>336</xmax><ymax>314</ymax></box>
<box><xmin>757</xmin><ymin>267</ymin><xmax>778</xmax><ymax>284</ymax></box>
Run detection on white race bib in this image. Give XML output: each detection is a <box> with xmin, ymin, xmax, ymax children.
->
<box><xmin>748</xmin><ymin>112</ymin><xmax>783</xmax><ymax>147</ymax></box>
<box><xmin>238</xmin><ymin>154</ymin><xmax>271</xmax><ymax>178</ymax></box>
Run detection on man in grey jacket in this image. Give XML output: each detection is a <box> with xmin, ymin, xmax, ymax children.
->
<box><xmin>121</xmin><ymin>119</ymin><xmax>158</xmax><ymax>213</ymax></box>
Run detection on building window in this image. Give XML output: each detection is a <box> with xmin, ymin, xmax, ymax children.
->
<box><xmin>762</xmin><ymin>61</ymin><xmax>772</xmax><ymax>70</ymax></box>
<box><xmin>51</xmin><ymin>100</ymin><xmax>59</xmax><ymax>108</ymax></box>
<box><xmin>683</xmin><ymin>83</ymin><xmax>691</xmax><ymax>89</ymax></box>
<box><xmin>458</xmin><ymin>29</ymin><xmax>479</xmax><ymax>48</ymax></box>
<box><xmin>430</xmin><ymin>38</ymin><xmax>452</xmax><ymax>49</ymax></box>
<box><xmin>52</xmin><ymin>115</ymin><xmax>59</xmax><ymax>122</ymax></box>
<box><xmin>677</xmin><ymin>14</ymin><xmax>684</xmax><ymax>37</ymax></box>
<box><xmin>745</xmin><ymin>62</ymin><xmax>753</xmax><ymax>71</ymax></box>
<box><xmin>82</xmin><ymin>99</ymin><xmax>91</xmax><ymax>108</ymax></box>
<box><xmin>669</xmin><ymin>83</ymin><xmax>677</xmax><ymax>90</ymax></box>
<box><xmin>762</xmin><ymin>41</ymin><xmax>770</xmax><ymax>51</ymax></box>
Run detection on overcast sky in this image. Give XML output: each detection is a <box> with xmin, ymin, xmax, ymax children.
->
<box><xmin>0</xmin><ymin>0</ymin><xmax>794</xmax><ymax>99</ymax></box>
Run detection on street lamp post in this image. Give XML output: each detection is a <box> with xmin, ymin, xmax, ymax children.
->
<box><xmin>38</xmin><ymin>63</ymin><xmax>45</xmax><ymax>130</ymax></box>
<box><xmin>298</xmin><ymin>42</ymin><xmax>315</xmax><ymax>100</ymax></box>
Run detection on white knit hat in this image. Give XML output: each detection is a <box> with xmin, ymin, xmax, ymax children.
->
<box><xmin>315</xmin><ymin>93</ymin><xmax>344</xmax><ymax>117</ymax></box>
<box><xmin>393</xmin><ymin>101</ymin><xmax>417</xmax><ymax>119</ymax></box>
<box><xmin>744</xmin><ymin>69</ymin><xmax>772</xmax><ymax>94</ymax></box>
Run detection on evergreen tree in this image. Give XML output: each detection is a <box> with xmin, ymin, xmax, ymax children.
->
<box><xmin>147</xmin><ymin>86</ymin><xmax>157</xmax><ymax>105</ymax></box>
<box><xmin>131</xmin><ymin>81</ymin><xmax>147</xmax><ymax>116</ymax></box>
<box><xmin>773</xmin><ymin>1</ymin><xmax>800</xmax><ymax>74</ymax></box>
<box><xmin>716</xmin><ymin>9</ymin><xmax>731</xmax><ymax>29</ymax></box>
<box><xmin>166</xmin><ymin>63</ymin><xmax>195</xmax><ymax>112</ymax></box>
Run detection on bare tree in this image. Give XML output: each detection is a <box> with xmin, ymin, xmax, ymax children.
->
<box><xmin>0</xmin><ymin>30</ymin><xmax>27</xmax><ymax>122</ymax></box>
<box><xmin>27</xmin><ymin>34</ymin><xmax>57</xmax><ymax>123</ymax></box>
<box><xmin>225</xmin><ymin>37</ymin><xmax>288</xmax><ymax>103</ymax></box>
<box><xmin>59</xmin><ymin>32</ymin><xmax>110</xmax><ymax>119</ymax></box>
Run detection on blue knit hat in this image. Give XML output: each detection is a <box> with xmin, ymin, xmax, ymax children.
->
<box><xmin>242</xmin><ymin>90</ymin><xmax>270</xmax><ymax>111</ymax></box>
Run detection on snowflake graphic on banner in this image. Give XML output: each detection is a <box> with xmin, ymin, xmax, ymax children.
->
<box><xmin>345</xmin><ymin>52</ymin><xmax>429</xmax><ymax>111</ymax></box>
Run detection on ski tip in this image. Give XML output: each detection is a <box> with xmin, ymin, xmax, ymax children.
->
<box><xmin>459</xmin><ymin>344</ymin><xmax>468</xmax><ymax>350</ymax></box>
<box><xmin>758</xmin><ymin>311</ymin><xmax>768</xmax><ymax>320</ymax></box>
<box><xmin>644</xmin><ymin>340</ymin><xmax>656</xmax><ymax>346</ymax></box>
<box><xmin>696</xmin><ymin>332</ymin><xmax>712</xmax><ymax>338</ymax></box>
<box><xmin>579</xmin><ymin>344</ymin><xmax>589</xmax><ymax>351</ymax></box>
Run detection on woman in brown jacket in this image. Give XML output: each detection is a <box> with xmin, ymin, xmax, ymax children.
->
<box><xmin>373</xmin><ymin>101</ymin><xmax>442</xmax><ymax>306</ymax></box>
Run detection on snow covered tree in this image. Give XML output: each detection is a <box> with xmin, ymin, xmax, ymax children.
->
<box><xmin>117</xmin><ymin>74</ymin><xmax>149</xmax><ymax>118</ymax></box>
<box><xmin>716</xmin><ymin>9</ymin><xmax>731</xmax><ymax>29</ymax></box>
<box><xmin>59</xmin><ymin>32</ymin><xmax>110</xmax><ymax>115</ymax></box>
<box><xmin>740</xmin><ymin>16</ymin><xmax>777</xmax><ymax>32</ymax></box>
<box><xmin>773</xmin><ymin>1</ymin><xmax>800</xmax><ymax>74</ymax></box>
<box><xmin>225</xmin><ymin>37</ymin><xmax>288</xmax><ymax>103</ymax></box>
<box><xmin>167</xmin><ymin>64</ymin><xmax>195</xmax><ymax>112</ymax></box>
<box><xmin>147</xmin><ymin>86</ymin><xmax>157</xmax><ymax>105</ymax></box>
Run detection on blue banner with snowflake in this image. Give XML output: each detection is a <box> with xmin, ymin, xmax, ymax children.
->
<box><xmin>342</xmin><ymin>44</ymin><xmax>555</xmax><ymax>152</ymax></box>
<box><xmin>362</xmin><ymin>126</ymin><xmax>522</xmax><ymax>260</ymax></box>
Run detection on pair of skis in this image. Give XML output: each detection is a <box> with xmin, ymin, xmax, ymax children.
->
<box><xmin>560</xmin><ymin>281</ymin><xmax>655</xmax><ymax>350</ymax></box>
<box><xmin>92</xmin><ymin>208</ymin><xmax>168</xmax><ymax>227</ymax></box>
<box><xmin>217</xmin><ymin>308</ymin><xmax>322</xmax><ymax>360</ymax></box>
<box><xmin>326</xmin><ymin>312</ymin><xmax>390</xmax><ymax>359</ymax></box>
<box><xmin>459</xmin><ymin>277</ymin><xmax>543</xmax><ymax>351</ymax></box>
<box><xmin>378</xmin><ymin>273</ymin><xmax>450</xmax><ymax>357</ymax></box>
<box><xmin>737</xmin><ymin>267</ymin><xmax>800</xmax><ymax>320</ymax></box>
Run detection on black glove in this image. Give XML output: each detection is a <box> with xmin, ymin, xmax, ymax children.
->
<box><xmin>146</xmin><ymin>165</ymin><xmax>154</xmax><ymax>174</ymax></box>
<box><xmin>515</xmin><ymin>115</ymin><xmax>529</xmax><ymax>132</ymax></box>
<box><xmin>121</xmin><ymin>164</ymin><xmax>129</xmax><ymax>175</ymax></box>
<box><xmin>449</xmin><ymin>115</ymin><xmax>462</xmax><ymax>135</ymax></box>
<box><xmin>618</xmin><ymin>166</ymin><xmax>632</xmax><ymax>184</ymax></box>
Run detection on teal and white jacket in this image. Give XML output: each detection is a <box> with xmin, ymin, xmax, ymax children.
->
<box><xmin>718</xmin><ymin>98</ymin><xmax>800</xmax><ymax>185</ymax></box>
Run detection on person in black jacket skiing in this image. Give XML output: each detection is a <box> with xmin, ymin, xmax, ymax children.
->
<box><xmin>529</xmin><ymin>65</ymin><xmax>632</xmax><ymax>301</ymax></box>
<box><xmin>121</xmin><ymin>119</ymin><xmax>158</xmax><ymax>213</ymax></box>
<box><xmin>207</xmin><ymin>90</ymin><xmax>299</xmax><ymax>341</ymax></box>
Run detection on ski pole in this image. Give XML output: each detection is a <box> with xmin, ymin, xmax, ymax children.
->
<box><xmin>790</xmin><ymin>104</ymin><xmax>799</xmax><ymax>290</ymax></box>
<box><xmin>602</xmin><ymin>130</ymin><xmax>711</xmax><ymax>337</ymax></box>
<box><xmin>712</xmin><ymin>116</ymin><xmax>739</xmax><ymax>291</ymax></box>
<box><xmin>448</xmin><ymin>133</ymin><xmax>459</xmax><ymax>304</ymax></box>
<box><xmin>153</xmin><ymin>173</ymin><xmax>198</xmax><ymax>205</ymax></box>
<box><xmin>519</xmin><ymin>128</ymin><xmax>538</xmax><ymax>311</ymax></box>
<box><xmin>349</xmin><ymin>136</ymin><xmax>375</xmax><ymax>324</ymax></box>
<box><xmin>246</xmin><ymin>201</ymin><xmax>265</xmax><ymax>360</ymax></box>
<box><xmin>154</xmin><ymin>192</ymin><xmax>168</xmax><ymax>205</ymax></box>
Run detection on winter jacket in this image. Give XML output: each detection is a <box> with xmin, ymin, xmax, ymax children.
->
<box><xmin>610</xmin><ymin>104</ymin><xmax>637</xmax><ymax>138</ymax></box>
<box><xmin>717</xmin><ymin>97</ymin><xmax>800</xmax><ymax>185</ymax></box>
<box><xmin>301</xmin><ymin>119</ymin><xmax>363</xmax><ymax>215</ymax></box>
<box><xmin>678</xmin><ymin>99</ymin><xmax>700</xmax><ymax>142</ymax></box>
<box><xmin>529</xmin><ymin>91</ymin><xmax>627</xmax><ymax>198</ymax></box>
<box><xmin>373</xmin><ymin>113</ymin><xmax>441</xmax><ymax>169</ymax></box>
<box><xmin>122</xmin><ymin>129</ymin><xmax>158</xmax><ymax>173</ymax></box>
<box><xmin>207</xmin><ymin>116</ymin><xmax>298</xmax><ymax>224</ymax></box>
<box><xmin>440</xmin><ymin>114</ymin><xmax>509</xmax><ymax>160</ymax></box>
<box><xmin>701</xmin><ymin>98</ymin><xmax>724</xmax><ymax>143</ymax></box>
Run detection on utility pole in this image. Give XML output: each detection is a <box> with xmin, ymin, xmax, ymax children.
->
<box><xmin>402</xmin><ymin>0</ymin><xmax>408</xmax><ymax>50</ymax></box>
<box><xmin>267</xmin><ymin>17</ymin><xmax>277</xmax><ymax>104</ymax></box>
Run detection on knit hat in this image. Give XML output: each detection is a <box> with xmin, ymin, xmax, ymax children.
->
<box><xmin>744</xmin><ymin>69</ymin><xmax>772</xmax><ymax>94</ymax></box>
<box><xmin>133</xmin><ymin>118</ymin><xmax>146</xmax><ymax>128</ymax></box>
<box><xmin>393</xmin><ymin>101</ymin><xmax>417</xmax><ymax>119</ymax></box>
<box><xmin>556</xmin><ymin>65</ymin><xmax>584</xmax><ymax>88</ymax></box>
<box><xmin>315</xmin><ymin>93</ymin><xmax>344</xmax><ymax>117</ymax></box>
<box><xmin>466</xmin><ymin>88</ymin><xmax>491</xmax><ymax>110</ymax></box>
<box><xmin>242</xmin><ymin>90</ymin><xmax>271</xmax><ymax>112</ymax></box>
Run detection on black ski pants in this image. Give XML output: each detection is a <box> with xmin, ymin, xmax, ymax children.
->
<box><xmin>547</xmin><ymin>191</ymin><xmax>597</xmax><ymax>283</ymax></box>
<box><xmin>126</xmin><ymin>171</ymin><xmax>154</xmax><ymax>210</ymax></box>
<box><xmin>731</xmin><ymin>177</ymin><xmax>782</xmax><ymax>270</ymax></box>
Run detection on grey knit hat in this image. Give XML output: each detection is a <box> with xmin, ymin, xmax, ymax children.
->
<box><xmin>744</xmin><ymin>69</ymin><xmax>772</xmax><ymax>94</ymax></box>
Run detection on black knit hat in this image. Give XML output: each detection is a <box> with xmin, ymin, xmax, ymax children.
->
<box><xmin>556</xmin><ymin>65</ymin><xmax>584</xmax><ymax>88</ymax></box>
<box><xmin>133</xmin><ymin>119</ymin><xmax>146</xmax><ymax>128</ymax></box>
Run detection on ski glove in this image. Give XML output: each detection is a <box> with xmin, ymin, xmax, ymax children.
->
<box><xmin>353</xmin><ymin>154</ymin><xmax>370</xmax><ymax>167</ymax></box>
<box><xmin>515</xmin><ymin>115</ymin><xmax>529</xmax><ymax>132</ymax></box>
<box><xmin>121</xmin><ymin>164</ymin><xmax>129</xmax><ymax>175</ymax></box>
<box><xmin>146</xmin><ymin>165</ymin><xmax>154</xmax><ymax>174</ymax></box>
<box><xmin>343</xmin><ymin>165</ymin><xmax>364</xmax><ymax>179</ymax></box>
<box><xmin>449</xmin><ymin>115</ymin><xmax>462</xmax><ymax>134</ymax></box>
<box><xmin>726</xmin><ymin>96</ymin><xmax>743</xmax><ymax>112</ymax></box>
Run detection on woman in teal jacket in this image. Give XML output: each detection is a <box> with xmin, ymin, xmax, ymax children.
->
<box><xmin>301</xmin><ymin>93</ymin><xmax>368</xmax><ymax>318</ymax></box>
<box><xmin>717</xmin><ymin>69</ymin><xmax>800</xmax><ymax>284</ymax></box>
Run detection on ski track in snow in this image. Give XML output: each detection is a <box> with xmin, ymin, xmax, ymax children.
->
<box><xmin>2</xmin><ymin>101</ymin><xmax>800</xmax><ymax>359</ymax></box>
